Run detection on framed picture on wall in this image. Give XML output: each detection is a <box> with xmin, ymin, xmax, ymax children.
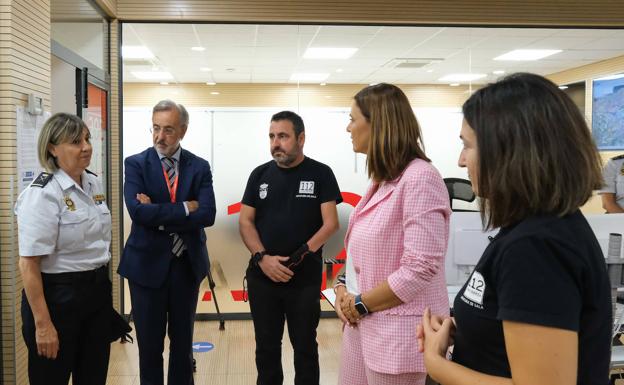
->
<box><xmin>592</xmin><ymin>74</ymin><xmax>624</xmax><ymax>150</ymax></box>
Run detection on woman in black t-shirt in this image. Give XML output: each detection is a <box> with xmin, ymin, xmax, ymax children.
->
<box><xmin>417</xmin><ymin>73</ymin><xmax>612</xmax><ymax>385</ymax></box>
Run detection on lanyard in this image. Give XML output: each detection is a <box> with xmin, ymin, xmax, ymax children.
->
<box><xmin>161</xmin><ymin>165</ymin><xmax>179</xmax><ymax>203</ymax></box>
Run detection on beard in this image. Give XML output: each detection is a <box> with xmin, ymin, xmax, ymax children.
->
<box><xmin>271</xmin><ymin>147</ymin><xmax>299</xmax><ymax>167</ymax></box>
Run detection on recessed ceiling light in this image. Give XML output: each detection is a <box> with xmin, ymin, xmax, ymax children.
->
<box><xmin>131</xmin><ymin>71</ymin><xmax>173</xmax><ymax>80</ymax></box>
<box><xmin>493</xmin><ymin>70</ymin><xmax>506</xmax><ymax>75</ymax></box>
<box><xmin>200</xmin><ymin>67</ymin><xmax>212</xmax><ymax>72</ymax></box>
<box><xmin>369</xmin><ymin>83</ymin><xmax>378</xmax><ymax>86</ymax></box>
<box><xmin>449</xmin><ymin>83</ymin><xmax>460</xmax><ymax>87</ymax></box>
<box><xmin>122</xmin><ymin>46</ymin><xmax>154</xmax><ymax>59</ymax></box>
<box><xmin>426</xmin><ymin>69</ymin><xmax>434</xmax><ymax>73</ymax></box>
<box><xmin>336</xmin><ymin>68</ymin><xmax>343</xmax><ymax>73</ymax></box>
<box><xmin>494</xmin><ymin>49</ymin><xmax>561</xmax><ymax>61</ymax></box>
<box><xmin>439</xmin><ymin>74</ymin><xmax>487</xmax><ymax>82</ymax></box>
<box><xmin>206</xmin><ymin>82</ymin><xmax>216</xmax><ymax>86</ymax></box>
<box><xmin>303</xmin><ymin>47</ymin><xmax>358</xmax><ymax>60</ymax></box>
<box><xmin>191</xmin><ymin>46</ymin><xmax>205</xmax><ymax>51</ymax></box>
<box><xmin>290</xmin><ymin>73</ymin><xmax>330</xmax><ymax>82</ymax></box>
<box><xmin>160</xmin><ymin>82</ymin><xmax>169</xmax><ymax>85</ymax></box>
<box><xmin>320</xmin><ymin>83</ymin><xmax>327</xmax><ymax>86</ymax></box>
<box><xmin>210</xmin><ymin>91</ymin><xmax>220</xmax><ymax>95</ymax></box>
<box><xmin>558</xmin><ymin>85</ymin><xmax>569</xmax><ymax>90</ymax></box>
<box><xmin>325</xmin><ymin>95</ymin><xmax>332</xmax><ymax>98</ymax></box>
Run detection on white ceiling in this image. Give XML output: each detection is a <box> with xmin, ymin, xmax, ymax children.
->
<box><xmin>122</xmin><ymin>24</ymin><xmax>624</xmax><ymax>85</ymax></box>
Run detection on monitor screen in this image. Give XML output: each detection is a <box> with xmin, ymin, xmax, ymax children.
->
<box><xmin>444</xmin><ymin>212</ymin><xmax>624</xmax><ymax>287</ymax></box>
<box><xmin>592</xmin><ymin>74</ymin><xmax>624</xmax><ymax>150</ymax></box>
<box><xmin>445</xmin><ymin>212</ymin><xmax>498</xmax><ymax>286</ymax></box>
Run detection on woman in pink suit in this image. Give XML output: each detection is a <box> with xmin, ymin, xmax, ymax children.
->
<box><xmin>335</xmin><ymin>83</ymin><xmax>451</xmax><ymax>385</ymax></box>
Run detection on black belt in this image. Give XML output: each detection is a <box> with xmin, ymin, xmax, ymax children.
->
<box><xmin>41</xmin><ymin>265</ymin><xmax>109</xmax><ymax>284</ymax></box>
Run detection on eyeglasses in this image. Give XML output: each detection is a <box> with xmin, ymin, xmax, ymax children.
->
<box><xmin>150</xmin><ymin>126</ymin><xmax>176</xmax><ymax>136</ymax></box>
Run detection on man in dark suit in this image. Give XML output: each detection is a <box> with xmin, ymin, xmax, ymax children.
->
<box><xmin>118</xmin><ymin>100</ymin><xmax>216</xmax><ymax>385</ymax></box>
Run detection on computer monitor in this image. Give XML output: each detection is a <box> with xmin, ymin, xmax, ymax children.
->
<box><xmin>445</xmin><ymin>212</ymin><xmax>497</xmax><ymax>286</ymax></box>
<box><xmin>445</xmin><ymin>212</ymin><xmax>624</xmax><ymax>286</ymax></box>
<box><xmin>584</xmin><ymin>213</ymin><xmax>624</xmax><ymax>257</ymax></box>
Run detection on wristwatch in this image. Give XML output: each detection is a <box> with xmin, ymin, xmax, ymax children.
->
<box><xmin>251</xmin><ymin>251</ymin><xmax>266</xmax><ymax>266</ymax></box>
<box><xmin>354</xmin><ymin>294</ymin><xmax>369</xmax><ymax>317</ymax></box>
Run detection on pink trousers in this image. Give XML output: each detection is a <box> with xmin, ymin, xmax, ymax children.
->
<box><xmin>339</xmin><ymin>325</ymin><xmax>427</xmax><ymax>385</ymax></box>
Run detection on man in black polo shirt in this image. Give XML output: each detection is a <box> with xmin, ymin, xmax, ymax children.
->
<box><xmin>239</xmin><ymin>110</ymin><xmax>342</xmax><ymax>385</ymax></box>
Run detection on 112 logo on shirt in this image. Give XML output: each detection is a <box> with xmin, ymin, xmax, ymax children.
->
<box><xmin>461</xmin><ymin>271</ymin><xmax>486</xmax><ymax>309</ymax></box>
<box><xmin>296</xmin><ymin>181</ymin><xmax>316</xmax><ymax>198</ymax></box>
<box><xmin>299</xmin><ymin>181</ymin><xmax>314</xmax><ymax>194</ymax></box>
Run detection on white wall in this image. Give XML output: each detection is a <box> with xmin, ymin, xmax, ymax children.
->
<box><xmin>52</xmin><ymin>22</ymin><xmax>105</xmax><ymax>70</ymax></box>
<box><xmin>51</xmin><ymin>55</ymin><xmax>76</xmax><ymax>114</ymax></box>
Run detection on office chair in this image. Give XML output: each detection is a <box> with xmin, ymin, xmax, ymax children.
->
<box><xmin>443</xmin><ymin>177</ymin><xmax>476</xmax><ymax>211</ymax></box>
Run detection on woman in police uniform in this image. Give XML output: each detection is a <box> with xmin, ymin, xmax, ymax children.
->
<box><xmin>599</xmin><ymin>154</ymin><xmax>624</xmax><ymax>213</ymax></box>
<box><xmin>15</xmin><ymin>113</ymin><xmax>113</xmax><ymax>385</ymax></box>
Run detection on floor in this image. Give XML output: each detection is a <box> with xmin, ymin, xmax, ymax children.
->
<box><xmin>85</xmin><ymin>316</ymin><xmax>624</xmax><ymax>385</ymax></box>
<box><xmin>104</xmin><ymin>318</ymin><xmax>342</xmax><ymax>385</ymax></box>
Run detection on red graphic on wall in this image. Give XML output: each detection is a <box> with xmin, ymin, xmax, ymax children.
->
<box><xmin>201</xmin><ymin>191</ymin><xmax>361</xmax><ymax>302</ymax></box>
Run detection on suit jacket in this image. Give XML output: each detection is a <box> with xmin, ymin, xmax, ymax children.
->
<box><xmin>345</xmin><ymin>158</ymin><xmax>451</xmax><ymax>374</ymax></box>
<box><xmin>118</xmin><ymin>147</ymin><xmax>216</xmax><ymax>288</ymax></box>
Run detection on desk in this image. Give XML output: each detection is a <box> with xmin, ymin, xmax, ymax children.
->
<box><xmin>613</xmin><ymin>346</ymin><xmax>624</xmax><ymax>369</ymax></box>
<box><xmin>614</xmin><ymin>304</ymin><xmax>624</xmax><ymax>371</ymax></box>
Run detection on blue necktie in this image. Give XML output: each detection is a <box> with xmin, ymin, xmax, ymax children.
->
<box><xmin>162</xmin><ymin>157</ymin><xmax>185</xmax><ymax>257</ymax></box>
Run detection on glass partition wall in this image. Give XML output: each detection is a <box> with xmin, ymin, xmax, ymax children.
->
<box><xmin>121</xmin><ymin>23</ymin><xmax>624</xmax><ymax>317</ymax></box>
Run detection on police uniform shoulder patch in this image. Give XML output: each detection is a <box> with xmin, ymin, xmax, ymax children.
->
<box><xmin>86</xmin><ymin>169</ymin><xmax>98</xmax><ymax>176</ymax></box>
<box><xmin>31</xmin><ymin>172</ymin><xmax>53</xmax><ymax>188</ymax></box>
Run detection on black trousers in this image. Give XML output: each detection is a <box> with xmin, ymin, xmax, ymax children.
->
<box><xmin>129</xmin><ymin>255</ymin><xmax>200</xmax><ymax>385</ymax></box>
<box><xmin>21</xmin><ymin>265</ymin><xmax>112</xmax><ymax>385</ymax></box>
<box><xmin>247</xmin><ymin>271</ymin><xmax>321</xmax><ymax>385</ymax></box>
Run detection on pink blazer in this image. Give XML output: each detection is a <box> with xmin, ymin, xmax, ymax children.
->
<box><xmin>345</xmin><ymin>158</ymin><xmax>451</xmax><ymax>374</ymax></box>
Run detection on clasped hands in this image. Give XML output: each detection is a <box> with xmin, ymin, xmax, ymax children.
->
<box><xmin>257</xmin><ymin>255</ymin><xmax>294</xmax><ymax>283</ymax></box>
<box><xmin>334</xmin><ymin>286</ymin><xmax>362</xmax><ymax>327</ymax></box>
<box><xmin>136</xmin><ymin>193</ymin><xmax>199</xmax><ymax>212</ymax></box>
<box><xmin>256</xmin><ymin>244</ymin><xmax>308</xmax><ymax>283</ymax></box>
<box><xmin>416</xmin><ymin>308</ymin><xmax>456</xmax><ymax>366</ymax></box>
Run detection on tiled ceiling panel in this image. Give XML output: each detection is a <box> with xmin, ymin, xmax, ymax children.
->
<box><xmin>122</xmin><ymin>24</ymin><xmax>624</xmax><ymax>85</ymax></box>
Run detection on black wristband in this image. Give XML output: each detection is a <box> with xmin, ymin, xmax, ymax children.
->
<box><xmin>251</xmin><ymin>251</ymin><xmax>266</xmax><ymax>267</ymax></box>
<box><xmin>354</xmin><ymin>294</ymin><xmax>369</xmax><ymax>316</ymax></box>
<box><xmin>284</xmin><ymin>243</ymin><xmax>310</xmax><ymax>268</ymax></box>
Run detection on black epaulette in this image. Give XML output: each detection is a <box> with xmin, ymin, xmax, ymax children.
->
<box><xmin>31</xmin><ymin>172</ymin><xmax>53</xmax><ymax>188</ymax></box>
<box><xmin>86</xmin><ymin>169</ymin><xmax>98</xmax><ymax>176</ymax></box>
<box><xmin>613</xmin><ymin>154</ymin><xmax>624</xmax><ymax>160</ymax></box>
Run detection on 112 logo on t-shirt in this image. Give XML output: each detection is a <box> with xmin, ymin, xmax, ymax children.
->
<box><xmin>462</xmin><ymin>271</ymin><xmax>486</xmax><ymax>309</ymax></box>
<box><xmin>299</xmin><ymin>181</ymin><xmax>315</xmax><ymax>194</ymax></box>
